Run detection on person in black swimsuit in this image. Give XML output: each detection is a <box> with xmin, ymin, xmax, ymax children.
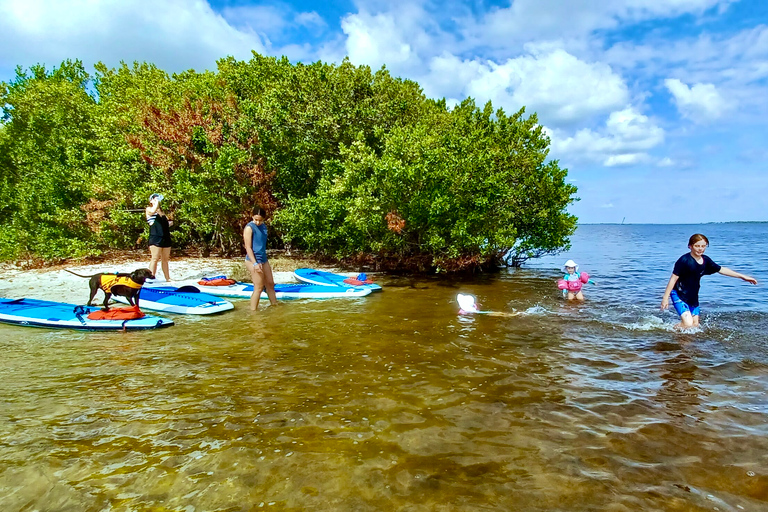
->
<box><xmin>145</xmin><ymin>193</ymin><xmax>173</xmax><ymax>282</ymax></box>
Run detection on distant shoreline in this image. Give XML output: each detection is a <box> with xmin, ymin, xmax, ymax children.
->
<box><xmin>577</xmin><ymin>221</ymin><xmax>768</xmax><ymax>225</ymax></box>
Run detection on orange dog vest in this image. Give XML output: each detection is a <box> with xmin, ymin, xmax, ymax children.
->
<box><xmin>99</xmin><ymin>275</ymin><xmax>142</xmax><ymax>293</ymax></box>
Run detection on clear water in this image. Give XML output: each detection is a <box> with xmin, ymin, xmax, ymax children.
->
<box><xmin>1</xmin><ymin>224</ymin><xmax>767</xmax><ymax>511</ymax></box>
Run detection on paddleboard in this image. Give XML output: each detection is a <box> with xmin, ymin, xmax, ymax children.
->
<box><xmin>112</xmin><ymin>286</ymin><xmax>234</xmax><ymax>315</ymax></box>
<box><xmin>0</xmin><ymin>298</ymin><xmax>174</xmax><ymax>331</ymax></box>
<box><xmin>151</xmin><ymin>280</ymin><xmax>372</xmax><ymax>299</ymax></box>
<box><xmin>293</xmin><ymin>268</ymin><xmax>382</xmax><ymax>291</ymax></box>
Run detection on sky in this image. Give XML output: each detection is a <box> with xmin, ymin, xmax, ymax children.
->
<box><xmin>1</xmin><ymin>0</ymin><xmax>766</xmax><ymax>223</ymax></box>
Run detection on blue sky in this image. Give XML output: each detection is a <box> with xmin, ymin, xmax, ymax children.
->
<box><xmin>1</xmin><ymin>0</ymin><xmax>766</xmax><ymax>223</ymax></box>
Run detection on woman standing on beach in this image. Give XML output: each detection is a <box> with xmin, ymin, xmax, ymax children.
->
<box><xmin>244</xmin><ymin>206</ymin><xmax>278</xmax><ymax>310</ymax></box>
<box><xmin>146</xmin><ymin>193</ymin><xmax>172</xmax><ymax>282</ymax></box>
<box><xmin>661</xmin><ymin>233</ymin><xmax>757</xmax><ymax>330</ymax></box>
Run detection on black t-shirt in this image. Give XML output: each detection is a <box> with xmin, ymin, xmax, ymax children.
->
<box><xmin>672</xmin><ymin>253</ymin><xmax>721</xmax><ymax>307</ymax></box>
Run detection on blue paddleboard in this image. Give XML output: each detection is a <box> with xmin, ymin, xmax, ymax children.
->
<box><xmin>293</xmin><ymin>268</ymin><xmax>382</xmax><ymax>291</ymax></box>
<box><xmin>113</xmin><ymin>286</ymin><xmax>234</xmax><ymax>315</ymax></box>
<box><xmin>0</xmin><ymin>298</ymin><xmax>174</xmax><ymax>331</ymax></box>
<box><xmin>153</xmin><ymin>279</ymin><xmax>372</xmax><ymax>299</ymax></box>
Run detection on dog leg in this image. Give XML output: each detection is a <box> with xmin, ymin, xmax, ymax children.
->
<box><xmin>87</xmin><ymin>288</ymin><xmax>98</xmax><ymax>307</ymax></box>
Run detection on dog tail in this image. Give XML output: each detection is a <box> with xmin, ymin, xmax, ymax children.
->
<box><xmin>64</xmin><ymin>269</ymin><xmax>95</xmax><ymax>278</ymax></box>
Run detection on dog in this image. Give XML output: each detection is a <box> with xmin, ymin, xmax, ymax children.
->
<box><xmin>65</xmin><ymin>268</ymin><xmax>155</xmax><ymax>311</ymax></box>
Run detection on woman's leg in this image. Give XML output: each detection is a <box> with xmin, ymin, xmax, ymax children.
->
<box><xmin>148</xmin><ymin>245</ymin><xmax>161</xmax><ymax>277</ymax></box>
<box><xmin>247</xmin><ymin>260</ymin><xmax>265</xmax><ymax>310</ymax></box>
<box><xmin>160</xmin><ymin>247</ymin><xmax>171</xmax><ymax>281</ymax></box>
<box><xmin>262</xmin><ymin>261</ymin><xmax>278</xmax><ymax>306</ymax></box>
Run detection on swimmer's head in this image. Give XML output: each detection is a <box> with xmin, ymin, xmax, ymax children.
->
<box><xmin>252</xmin><ymin>206</ymin><xmax>267</xmax><ymax>225</ymax></box>
<box><xmin>563</xmin><ymin>259</ymin><xmax>578</xmax><ymax>273</ymax></box>
<box><xmin>456</xmin><ymin>293</ymin><xmax>479</xmax><ymax>314</ymax></box>
<box><xmin>688</xmin><ymin>233</ymin><xmax>709</xmax><ymax>248</ymax></box>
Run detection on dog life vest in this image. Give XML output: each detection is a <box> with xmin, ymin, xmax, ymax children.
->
<box><xmin>99</xmin><ymin>274</ymin><xmax>142</xmax><ymax>293</ymax></box>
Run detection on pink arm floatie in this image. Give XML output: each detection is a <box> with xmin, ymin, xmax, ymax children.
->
<box><xmin>580</xmin><ymin>272</ymin><xmax>590</xmax><ymax>284</ymax></box>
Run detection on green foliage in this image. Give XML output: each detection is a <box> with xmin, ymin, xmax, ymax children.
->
<box><xmin>0</xmin><ymin>54</ymin><xmax>577</xmax><ymax>270</ymax></box>
<box><xmin>274</xmin><ymin>100</ymin><xmax>577</xmax><ymax>271</ymax></box>
<box><xmin>218</xmin><ymin>55</ymin><xmax>427</xmax><ymax>201</ymax></box>
<box><xmin>0</xmin><ymin>60</ymin><xmax>100</xmax><ymax>260</ymax></box>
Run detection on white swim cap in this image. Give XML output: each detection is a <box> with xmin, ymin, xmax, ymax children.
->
<box><xmin>456</xmin><ymin>293</ymin><xmax>479</xmax><ymax>313</ymax></box>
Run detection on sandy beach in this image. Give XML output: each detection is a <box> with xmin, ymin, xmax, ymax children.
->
<box><xmin>0</xmin><ymin>257</ymin><xmax>299</xmax><ymax>303</ymax></box>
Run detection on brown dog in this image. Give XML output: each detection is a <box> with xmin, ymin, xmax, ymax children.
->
<box><xmin>65</xmin><ymin>268</ymin><xmax>155</xmax><ymax>311</ymax></box>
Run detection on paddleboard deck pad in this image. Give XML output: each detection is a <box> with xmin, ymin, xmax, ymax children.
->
<box><xmin>0</xmin><ymin>298</ymin><xmax>174</xmax><ymax>330</ymax></box>
<box><xmin>112</xmin><ymin>286</ymin><xmax>234</xmax><ymax>315</ymax></box>
<box><xmin>293</xmin><ymin>268</ymin><xmax>382</xmax><ymax>291</ymax></box>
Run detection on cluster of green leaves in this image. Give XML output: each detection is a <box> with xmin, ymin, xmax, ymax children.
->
<box><xmin>274</xmin><ymin>100</ymin><xmax>577</xmax><ymax>271</ymax></box>
<box><xmin>0</xmin><ymin>61</ymin><xmax>99</xmax><ymax>260</ymax></box>
<box><xmin>0</xmin><ymin>53</ymin><xmax>577</xmax><ymax>270</ymax></box>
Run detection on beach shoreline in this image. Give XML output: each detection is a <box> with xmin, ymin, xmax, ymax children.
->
<box><xmin>0</xmin><ymin>254</ymin><xmax>326</xmax><ymax>303</ymax></box>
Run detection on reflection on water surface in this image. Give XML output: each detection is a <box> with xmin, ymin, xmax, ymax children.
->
<box><xmin>1</xmin><ymin>268</ymin><xmax>767</xmax><ymax>511</ymax></box>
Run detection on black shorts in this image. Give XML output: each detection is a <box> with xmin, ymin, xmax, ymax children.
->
<box><xmin>149</xmin><ymin>237</ymin><xmax>171</xmax><ymax>248</ymax></box>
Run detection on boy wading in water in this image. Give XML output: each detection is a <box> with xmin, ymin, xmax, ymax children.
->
<box><xmin>661</xmin><ymin>233</ymin><xmax>757</xmax><ymax>330</ymax></box>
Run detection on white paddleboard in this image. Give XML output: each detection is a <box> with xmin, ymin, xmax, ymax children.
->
<box><xmin>113</xmin><ymin>286</ymin><xmax>234</xmax><ymax>315</ymax></box>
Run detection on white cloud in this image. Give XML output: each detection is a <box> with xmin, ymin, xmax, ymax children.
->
<box><xmin>222</xmin><ymin>4</ymin><xmax>286</xmax><ymax>31</ymax></box>
<box><xmin>0</xmin><ymin>0</ymin><xmax>265</xmax><ymax>74</ymax></box>
<box><xmin>338</xmin><ymin>6</ymin><xmax>442</xmax><ymax>74</ymax></box>
<box><xmin>295</xmin><ymin>11</ymin><xmax>326</xmax><ymax>30</ymax></box>
<box><xmin>603</xmin><ymin>25</ymin><xmax>768</xmax><ymax>121</ymax></box>
<box><xmin>424</xmin><ymin>49</ymin><xmax>629</xmax><ymax>126</ymax></box>
<box><xmin>664</xmin><ymin>78</ymin><xmax>728</xmax><ymax>122</ymax></box>
<box><xmin>549</xmin><ymin>107</ymin><xmax>665</xmax><ymax>166</ymax></box>
<box><xmin>604</xmin><ymin>153</ymin><xmax>651</xmax><ymax>166</ymax></box>
<box><xmin>658</xmin><ymin>157</ymin><xmax>675</xmax><ymax>167</ymax></box>
<box><xmin>342</xmin><ymin>12</ymin><xmax>418</xmax><ymax>69</ymax></box>
<box><xmin>462</xmin><ymin>0</ymin><xmax>736</xmax><ymax>52</ymax></box>
<box><xmin>220</xmin><ymin>5</ymin><xmax>327</xmax><ymax>38</ymax></box>
<box><xmin>333</xmin><ymin>5</ymin><xmax>632</xmax><ymax>128</ymax></box>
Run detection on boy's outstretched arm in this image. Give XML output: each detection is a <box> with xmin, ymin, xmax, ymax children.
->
<box><xmin>718</xmin><ymin>267</ymin><xmax>758</xmax><ymax>285</ymax></box>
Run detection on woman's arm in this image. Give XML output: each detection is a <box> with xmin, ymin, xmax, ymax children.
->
<box><xmin>145</xmin><ymin>199</ymin><xmax>160</xmax><ymax>218</ymax></box>
<box><xmin>719</xmin><ymin>267</ymin><xmax>757</xmax><ymax>285</ymax></box>
<box><xmin>660</xmin><ymin>274</ymin><xmax>679</xmax><ymax>310</ymax></box>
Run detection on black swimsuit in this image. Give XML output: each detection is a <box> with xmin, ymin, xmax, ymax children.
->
<box><xmin>147</xmin><ymin>213</ymin><xmax>171</xmax><ymax>248</ymax></box>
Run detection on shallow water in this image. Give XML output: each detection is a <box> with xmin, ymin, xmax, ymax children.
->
<box><xmin>1</xmin><ymin>224</ymin><xmax>767</xmax><ymax>511</ymax></box>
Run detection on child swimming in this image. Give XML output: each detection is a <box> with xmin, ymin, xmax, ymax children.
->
<box><xmin>456</xmin><ymin>294</ymin><xmax>520</xmax><ymax>317</ymax></box>
<box><xmin>557</xmin><ymin>260</ymin><xmax>595</xmax><ymax>300</ymax></box>
<box><xmin>661</xmin><ymin>233</ymin><xmax>757</xmax><ymax>330</ymax></box>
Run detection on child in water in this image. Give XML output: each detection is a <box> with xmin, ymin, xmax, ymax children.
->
<box><xmin>558</xmin><ymin>260</ymin><xmax>595</xmax><ymax>300</ymax></box>
<box><xmin>456</xmin><ymin>294</ymin><xmax>520</xmax><ymax>317</ymax></box>
<box><xmin>661</xmin><ymin>233</ymin><xmax>757</xmax><ymax>330</ymax></box>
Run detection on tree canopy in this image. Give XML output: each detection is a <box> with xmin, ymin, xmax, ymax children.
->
<box><xmin>0</xmin><ymin>53</ymin><xmax>577</xmax><ymax>271</ymax></box>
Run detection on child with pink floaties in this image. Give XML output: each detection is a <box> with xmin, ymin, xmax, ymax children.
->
<box><xmin>557</xmin><ymin>260</ymin><xmax>595</xmax><ymax>300</ymax></box>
